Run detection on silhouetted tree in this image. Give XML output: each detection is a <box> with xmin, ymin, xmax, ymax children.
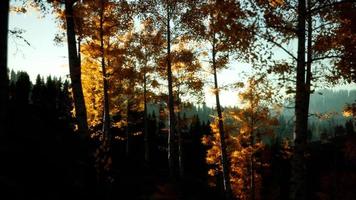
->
<box><xmin>64</xmin><ymin>0</ymin><xmax>89</xmax><ymax>137</ymax></box>
<box><xmin>31</xmin><ymin>75</ymin><xmax>45</xmax><ymax>106</ymax></box>
<box><xmin>345</xmin><ymin>120</ymin><xmax>354</xmax><ymax>135</ymax></box>
<box><xmin>58</xmin><ymin>80</ymin><xmax>74</xmax><ymax>125</ymax></box>
<box><xmin>0</xmin><ymin>0</ymin><xmax>9</xmax><ymax>130</ymax></box>
<box><xmin>14</xmin><ymin>72</ymin><xmax>31</xmax><ymax>106</ymax></box>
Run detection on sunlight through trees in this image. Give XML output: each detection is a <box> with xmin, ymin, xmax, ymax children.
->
<box><xmin>2</xmin><ymin>0</ymin><xmax>356</xmax><ymax>199</ymax></box>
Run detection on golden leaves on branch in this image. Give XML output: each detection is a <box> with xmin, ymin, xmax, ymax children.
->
<box><xmin>10</xmin><ymin>6</ymin><xmax>27</xmax><ymax>13</ymax></box>
<box><xmin>203</xmin><ymin>76</ymin><xmax>280</xmax><ymax>199</ymax></box>
<box><xmin>268</xmin><ymin>0</ymin><xmax>284</xmax><ymax>8</ymax></box>
<box><xmin>343</xmin><ymin>103</ymin><xmax>356</xmax><ymax>119</ymax></box>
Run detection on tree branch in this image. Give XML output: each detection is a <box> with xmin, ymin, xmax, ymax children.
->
<box><xmin>257</xmin><ymin>32</ymin><xmax>298</xmax><ymax>61</ymax></box>
<box><xmin>312</xmin><ymin>55</ymin><xmax>341</xmax><ymax>62</ymax></box>
<box><xmin>312</xmin><ymin>21</ymin><xmax>336</xmax><ymax>32</ymax></box>
<box><xmin>309</xmin><ymin>0</ymin><xmax>356</xmax><ymax>15</ymax></box>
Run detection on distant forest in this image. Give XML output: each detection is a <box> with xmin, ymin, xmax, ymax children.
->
<box><xmin>9</xmin><ymin>69</ymin><xmax>355</xmax><ymax>144</ymax></box>
<box><xmin>4</xmin><ymin>69</ymin><xmax>356</xmax><ymax>199</ymax></box>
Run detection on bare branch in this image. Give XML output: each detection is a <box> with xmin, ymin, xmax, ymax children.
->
<box><xmin>257</xmin><ymin>32</ymin><xmax>298</xmax><ymax>61</ymax></box>
<box><xmin>312</xmin><ymin>55</ymin><xmax>341</xmax><ymax>62</ymax></box>
<box><xmin>309</xmin><ymin>0</ymin><xmax>356</xmax><ymax>15</ymax></box>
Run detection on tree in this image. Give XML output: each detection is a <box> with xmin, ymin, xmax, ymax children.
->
<box><xmin>165</xmin><ymin>1</ymin><xmax>176</xmax><ymax>178</ymax></box>
<box><xmin>80</xmin><ymin>0</ymin><xmax>133</xmax><ymax>131</ymax></box>
<box><xmin>98</xmin><ymin>0</ymin><xmax>111</xmax><ymax>143</ymax></box>
<box><xmin>345</xmin><ymin>119</ymin><xmax>355</xmax><ymax>135</ymax></box>
<box><xmin>32</xmin><ymin>0</ymin><xmax>89</xmax><ymax>136</ymax></box>
<box><xmin>182</xmin><ymin>1</ymin><xmax>254</xmax><ymax>197</ymax></box>
<box><xmin>14</xmin><ymin>71</ymin><xmax>31</xmax><ymax>106</ymax></box>
<box><xmin>153</xmin><ymin>36</ymin><xmax>204</xmax><ymax>176</ymax></box>
<box><xmin>203</xmin><ymin>76</ymin><xmax>279</xmax><ymax>200</ymax></box>
<box><xmin>131</xmin><ymin>19</ymin><xmax>164</xmax><ymax>162</ymax></box>
<box><xmin>77</xmin><ymin>1</ymin><xmax>133</xmax><ymax>186</ymax></box>
<box><xmin>171</xmin><ymin>42</ymin><xmax>204</xmax><ymax>177</ymax></box>
<box><xmin>45</xmin><ymin>0</ymin><xmax>90</xmax><ymax>136</ymax></box>
<box><xmin>313</xmin><ymin>1</ymin><xmax>356</xmax><ymax>83</ymax></box>
<box><xmin>32</xmin><ymin>75</ymin><xmax>45</xmax><ymax>107</ymax></box>
<box><xmin>233</xmin><ymin>77</ymin><xmax>279</xmax><ymax>200</ymax></box>
<box><xmin>0</xmin><ymin>0</ymin><xmax>10</xmax><ymax>132</ymax></box>
<box><xmin>121</xmin><ymin>59</ymin><xmax>138</xmax><ymax>157</ymax></box>
<box><xmin>137</xmin><ymin>0</ymin><xmax>192</xmax><ymax>177</ymax></box>
<box><xmin>295</xmin><ymin>2</ymin><xmax>356</xmax><ymax>198</ymax></box>
<box><xmin>294</xmin><ymin>1</ymin><xmax>307</xmax><ymax>199</ymax></box>
<box><xmin>249</xmin><ymin>1</ymin><xmax>356</xmax><ymax>198</ymax></box>
<box><xmin>63</xmin><ymin>0</ymin><xmax>89</xmax><ymax>137</ymax></box>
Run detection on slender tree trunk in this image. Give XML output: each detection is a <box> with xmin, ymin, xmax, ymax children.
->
<box><xmin>126</xmin><ymin>75</ymin><xmax>136</xmax><ymax>157</ymax></box>
<box><xmin>250</xmin><ymin>156</ymin><xmax>255</xmax><ymax>200</ymax></box>
<box><xmin>78</xmin><ymin>37</ymin><xmax>82</xmax><ymax>62</ymax></box>
<box><xmin>0</xmin><ymin>0</ymin><xmax>9</xmax><ymax>132</ymax></box>
<box><xmin>212</xmin><ymin>34</ymin><xmax>232</xmax><ymax>200</ymax></box>
<box><xmin>291</xmin><ymin>0</ymin><xmax>307</xmax><ymax>199</ymax></box>
<box><xmin>65</xmin><ymin>0</ymin><xmax>88</xmax><ymax>137</ymax></box>
<box><xmin>306</xmin><ymin>0</ymin><xmax>312</xmax><ymax>115</ymax></box>
<box><xmin>143</xmin><ymin>70</ymin><xmax>149</xmax><ymax>163</ymax></box>
<box><xmin>125</xmin><ymin>95</ymin><xmax>131</xmax><ymax>157</ymax></box>
<box><xmin>166</xmin><ymin>4</ymin><xmax>176</xmax><ymax>178</ymax></box>
<box><xmin>176</xmin><ymin>91</ymin><xmax>184</xmax><ymax>178</ymax></box>
<box><xmin>99</xmin><ymin>1</ymin><xmax>112</xmax><ymax>198</ymax></box>
<box><xmin>65</xmin><ymin>2</ymin><xmax>94</xmax><ymax>196</ymax></box>
<box><xmin>99</xmin><ymin>0</ymin><xmax>110</xmax><ymax>140</ymax></box>
<box><xmin>250</xmin><ymin>103</ymin><xmax>256</xmax><ymax>200</ymax></box>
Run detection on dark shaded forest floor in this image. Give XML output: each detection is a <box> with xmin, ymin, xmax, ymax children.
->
<box><xmin>0</xmin><ymin>103</ymin><xmax>218</xmax><ymax>200</ymax></box>
<box><xmin>0</xmin><ymin>137</ymin><xmax>218</xmax><ymax>200</ymax></box>
<box><xmin>110</xmin><ymin>157</ymin><xmax>218</xmax><ymax>200</ymax></box>
<box><xmin>1</xmin><ymin>102</ymin><xmax>356</xmax><ymax>199</ymax></box>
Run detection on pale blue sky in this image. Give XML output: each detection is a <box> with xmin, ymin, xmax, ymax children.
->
<box><xmin>8</xmin><ymin>8</ymin><xmax>69</xmax><ymax>82</ymax></box>
<box><xmin>9</xmin><ymin>8</ymin><xmax>354</xmax><ymax>107</ymax></box>
<box><xmin>8</xmin><ymin>9</ymin><xmax>247</xmax><ymax>107</ymax></box>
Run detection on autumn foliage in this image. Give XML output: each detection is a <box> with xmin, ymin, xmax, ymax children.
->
<box><xmin>2</xmin><ymin>0</ymin><xmax>356</xmax><ymax>199</ymax></box>
<box><xmin>203</xmin><ymin>77</ymin><xmax>279</xmax><ymax>199</ymax></box>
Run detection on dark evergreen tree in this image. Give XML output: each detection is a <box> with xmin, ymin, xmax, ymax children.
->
<box><xmin>14</xmin><ymin>72</ymin><xmax>31</xmax><ymax>105</ymax></box>
<box><xmin>188</xmin><ymin>115</ymin><xmax>205</xmax><ymax>176</ymax></box>
<box><xmin>58</xmin><ymin>80</ymin><xmax>74</xmax><ymax>124</ymax></box>
<box><xmin>345</xmin><ymin>120</ymin><xmax>355</xmax><ymax>135</ymax></box>
<box><xmin>31</xmin><ymin>75</ymin><xmax>45</xmax><ymax>106</ymax></box>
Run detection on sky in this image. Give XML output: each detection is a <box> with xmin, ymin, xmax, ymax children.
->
<box><xmin>9</xmin><ymin>9</ymin><xmax>69</xmax><ymax>81</ymax></box>
<box><xmin>8</xmin><ymin>7</ymin><xmax>355</xmax><ymax>107</ymax></box>
<box><xmin>8</xmin><ymin>8</ymin><xmax>249</xmax><ymax>107</ymax></box>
